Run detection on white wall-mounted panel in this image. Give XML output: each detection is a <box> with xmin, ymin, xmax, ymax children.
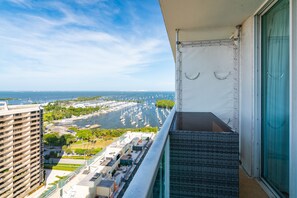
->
<box><xmin>179</xmin><ymin>41</ymin><xmax>238</xmax><ymax>129</ymax></box>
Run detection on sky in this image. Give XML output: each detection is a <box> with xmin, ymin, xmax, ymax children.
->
<box><xmin>0</xmin><ymin>0</ymin><xmax>174</xmax><ymax>91</ymax></box>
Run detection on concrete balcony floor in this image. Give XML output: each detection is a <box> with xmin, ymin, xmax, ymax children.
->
<box><xmin>240</xmin><ymin>167</ymin><xmax>268</xmax><ymax>198</ymax></box>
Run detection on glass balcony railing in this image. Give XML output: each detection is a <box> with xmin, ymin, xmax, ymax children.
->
<box><xmin>124</xmin><ymin>108</ymin><xmax>240</xmax><ymax>198</ymax></box>
<box><xmin>124</xmin><ymin>106</ymin><xmax>175</xmax><ymax>198</ymax></box>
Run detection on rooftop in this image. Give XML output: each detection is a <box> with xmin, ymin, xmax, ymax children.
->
<box><xmin>78</xmin><ymin>172</ymin><xmax>102</xmax><ymax>186</ymax></box>
<box><xmin>97</xmin><ymin>180</ymin><xmax>114</xmax><ymax>188</ymax></box>
<box><xmin>107</xmin><ymin>159</ymin><xmax>117</xmax><ymax>167</ymax></box>
<box><xmin>0</xmin><ymin>102</ymin><xmax>42</xmax><ymax>115</ymax></box>
<box><xmin>121</xmin><ymin>155</ymin><xmax>132</xmax><ymax>161</ymax></box>
<box><xmin>134</xmin><ymin>140</ymin><xmax>147</xmax><ymax>147</ymax></box>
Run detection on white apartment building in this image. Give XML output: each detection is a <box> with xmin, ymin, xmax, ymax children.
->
<box><xmin>0</xmin><ymin>102</ymin><xmax>44</xmax><ymax>198</ymax></box>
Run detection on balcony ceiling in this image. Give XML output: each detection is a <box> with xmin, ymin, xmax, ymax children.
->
<box><xmin>159</xmin><ymin>0</ymin><xmax>266</xmax><ymax>57</ymax></box>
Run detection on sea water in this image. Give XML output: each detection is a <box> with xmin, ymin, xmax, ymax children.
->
<box><xmin>0</xmin><ymin>91</ymin><xmax>174</xmax><ymax>128</ymax></box>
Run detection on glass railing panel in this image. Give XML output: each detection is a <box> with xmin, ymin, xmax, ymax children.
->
<box><xmin>150</xmin><ymin>137</ymin><xmax>169</xmax><ymax>198</ymax></box>
<box><xmin>123</xmin><ymin>107</ymin><xmax>175</xmax><ymax>198</ymax></box>
<box><xmin>151</xmin><ymin>152</ymin><xmax>165</xmax><ymax>197</ymax></box>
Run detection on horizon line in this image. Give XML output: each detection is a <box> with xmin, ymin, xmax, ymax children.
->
<box><xmin>0</xmin><ymin>90</ymin><xmax>175</xmax><ymax>92</ymax></box>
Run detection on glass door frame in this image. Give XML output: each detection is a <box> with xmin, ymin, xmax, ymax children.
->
<box><xmin>289</xmin><ymin>0</ymin><xmax>297</xmax><ymax>197</ymax></box>
<box><xmin>254</xmin><ymin>0</ymin><xmax>292</xmax><ymax>197</ymax></box>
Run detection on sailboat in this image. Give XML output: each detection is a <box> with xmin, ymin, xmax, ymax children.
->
<box><xmin>145</xmin><ymin>118</ymin><xmax>150</xmax><ymax>127</ymax></box>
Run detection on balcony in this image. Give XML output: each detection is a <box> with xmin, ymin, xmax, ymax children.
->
<box><xmin>13</xmin><ymin>162</ymin><xmax>29</xmax><ymax>173</ymax></box>
<box><xmin>0</xmin><ymin>115</ymin><xmax>13</xmax><ymax>121</ymax></box>
<box><xmin>0</xmin><ymin>135</ymin><xmax>13</xmax><ymax>145</ymax></box>
<box><xmin>124</xmin><ymin>108</ymin><xmax>268</xmax><ymax>197</ymax></box>
<box><xmin>13</xmin><ymin>150</ymin><xmax>30</xmax><ymax>162</ymax></box>
<box><xmin>30</xmin><ymin>117</ymin><xmax>40</xmax><ymax>123</ymax></box>
<box><xmin>0</xmin><ymin>141</ymin><xmax>13</xmax><ymax>151</ymax></box>
<box><xmin>0</xmin><ymin>120</ymin><xmax>13</xmax><ymax>127</ymax></box>
<box><xmin>13</xmin><ymin>145</ymin><xmax>30</xmax><ymax>156</ymax></box>
<box><xmin>30</xmin><ymin>151</ymin><xmax>40</xmax><ymax>160</ymax></box>
<box><xmin>13</xmin><ymin>122</ymin><xmax>30</xmax><ymax>130</ymax></box>
<box><xmin>0</xmin><ymin>178</ymin><xmax>13</xmax><ymax>193</ymax></box>
<box><xmin>0</xmin><ymin>182</ymin><xmax>13</xmax><ymax>198</ymax></box>
<box><xmin>13</xmin><ymin>172</ymin><xmax>30</xmax><ymax>189</ymax></box>
<box><xmin>30</xmin><ymin>165</ymin><xmax>41</xmax><ymax>175</ymax></box>
<box><xmin>30</xmin><ymin>111</ymin><xmax>40</xmax><ymax>117</ymax></box>
<box><xmin>0</xmin><ymin>126</ymin><xmax>13</xmax><ymax>133</ymax></box>
<box><xmin>30</xmin><ymin>137</ymin><xmax>40</xmax><ymax>145</ymax></box>
<box><xmin>13</xmin><ymin>170</ymin><xmax>29</xmax><ymax>182</ymax></box>
<box><xmin>30</xmin><ymin>177</ymin><xmax>40</xmax><ymax>188</ymax></box>
<box><xmin>13</xmin><ymin>117</ymin><xmax>30</xmax><ymax>125</ymax></box>
<box><xmin>0</xmin><ymin>156</ymin><xmax>13</xmax><ymax>167</ymax></box>
<box><xmin>13</xmin><ymin>127</ymin><xmax>30</xmax><ymax>136</ymax></box>
<box><xmin>13</xmin><ymin>154</ymin><xmax>30</xmax><ymax>167</ymax></box>
<box><xmin>0</xmin><ymin>142</ymin><xmax>13</xmax><ymax>154</ymax></box>
<box><xmin>30</xmin><ymin>129</ymin><xmax>40</xmax><ymax>136</ymax></box>
<box><xmin>13</xmin><ymin>181</ymin><xmax>30</xmax><ymax>198</ymax></box>
<box><xmin>13</xmin><ymin>131</ymin><xmax>30</xmax><ymax>141</ymax></box>
<box><xmin>0</xmin><ymin>161</ymin><xmax>13</xmax><ymax>173</ymax></box>
<box><xmin>13</xmin><ymin>136</ymin><xmax>30</xmax><ymax>147</ymax></box>
<box><xmin>30</xmin><ymin>156</ymin><xmax>41</xmax><ymax>165</ymax></box>
<box><xmin>30</xmin><ymin>172</ymin><xmax>41</xmax><ymax>183</ymax></box>
<box><xmin>0</xmin><ymin>170</ymin><xmax>13</xmax><ymax>184</ymax></box>
<box><xmin>30</xmin><ymin>124</ymin><xmax>40</xmax><ymax>131</ymax></box>
<box><xmin>0</xmin><ymin>190</ymin><xmax>13</xmax><ymax>198</ymax></box>
<box><xmin>13</xmin><ymin>113</ymin><xmax>30</xmax><ymax>119</ymax></box>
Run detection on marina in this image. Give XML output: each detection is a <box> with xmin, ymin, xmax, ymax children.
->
<box><xmin>1</xmin><ymin>91</ymin><xmax>174</xmax><ymax>129</ymax></box>
<box><xmin>73</xmin><ymin>101</ymin><xmax>171</xmax><ymax>129</ymax></box>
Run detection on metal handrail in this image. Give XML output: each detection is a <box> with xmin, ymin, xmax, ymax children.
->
<box><xmin>123</xmin><ymin>106</ymin><xmax>175</xmax><ymax>198</ymax></box>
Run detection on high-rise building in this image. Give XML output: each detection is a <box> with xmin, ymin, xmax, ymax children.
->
<box><xmin>0</xmin><ymin>102</ymin><xmax>44</xmax><ymax>198</ymax></box>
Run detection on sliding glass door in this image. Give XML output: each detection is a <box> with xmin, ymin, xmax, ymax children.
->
<box><xmin>261</xmin><ymin>0</ymin><xmax>289</xmax><ymax>196</ymax></box>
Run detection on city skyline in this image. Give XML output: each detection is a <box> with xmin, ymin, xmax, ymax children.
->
<box><xmin>0</xmin><ymin>0</ymin><xmax>174</xmax><ymax>91</ymax></box>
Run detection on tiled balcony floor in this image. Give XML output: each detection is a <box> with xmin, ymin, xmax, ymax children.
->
<box><xmin>240</xmin><ymin>167</ymin><xmax>268</xmax><ymax>198</ymax></box>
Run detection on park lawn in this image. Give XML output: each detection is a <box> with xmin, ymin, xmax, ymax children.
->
<box><xmin>61</xmin><ymin>155</ymin><xmax>92</xmax><ymax>160</ymax></box>
<box><xmin>69</xmin><ymin>138</ymin><xmax>117</xmax><ymax>150</ymax></box>
<box><xmin>44</xmin><ymin>163</ymin><xmax>81</xmax><ymax>171</ymax></box>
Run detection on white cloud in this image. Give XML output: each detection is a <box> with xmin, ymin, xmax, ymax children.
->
<box><xmin>0</xmin><ymin>1</ymin><xmax>174</xmax><ymax>91</ymax></box>
<box><xmin>9</xmin><ymin>0</ymin><xmax>32</xmax><ymax>7</ymax></box>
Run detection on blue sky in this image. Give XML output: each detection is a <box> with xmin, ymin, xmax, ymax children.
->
<box><xmin>0</xmin><ymin>0</ymin><xmax>174</xmax><ymax>91</ymax></box>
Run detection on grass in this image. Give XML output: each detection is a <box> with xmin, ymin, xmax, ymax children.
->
<box><xmin>61</xmin><ymin>155</ymin><xmax>92</xmax><ymax>160</ymax></box>
<box><xmin>48</xmin><ymin>176</ymin><xmax>67</xmax><ymax>186</ymax></box>
<box><xmin>44</xmin><ymin>163</ymin><xmax>81</xmax><ymax>171</ymax></box>
<box><xmin>48</xmin><ymin>180</ymin><xmax>59</xmax><ymax>186</ymax></box>
<box><xmin>56</xmin><ymin>175</ymin><xmax>67</xmax><ymax>179</ymax></box>
<box><xmin>69</xmin><ymin>138</ymin><xmax>116</xmax><ymax>150</ymax></box>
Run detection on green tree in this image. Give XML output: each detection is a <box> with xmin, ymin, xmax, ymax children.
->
<box><xmin>43</xmin><ymin>132</ymin><xmax>60</xmax><ymax>146</ymax></box>
<box><xmin>61</xmin><ymin>134</ymin><xmax>76</xmax><ymax>145</ymax></box>
<box><xmin>62</xmin><ymin>145</ymin><xmax>73</xmax><ymax>154</ymax></box>
<box><xmin>155</xmin><ymin>100</ymin><xmax>175</xmax><ymax>109</ymax></box>
<box><xmin>76</xmin><ymin>129</ymin><xmax>93</xmax><ymax>140</ymax></box>
<box><xmin>74</xmin><ymin>148</ymin><xmax>87</xmax><ymax>155</ymax></box>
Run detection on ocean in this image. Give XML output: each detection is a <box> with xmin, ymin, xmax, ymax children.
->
<box><xmin>0</xmin><ymin>91</ymin><xmax>175</xmax><ymax>129</ymax></box>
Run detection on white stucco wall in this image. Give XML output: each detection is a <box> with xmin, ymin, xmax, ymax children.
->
<box><xmin>239</xmin><ymin>15</ymin><xmax>256</xmax><ymax>177</ymax></box>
